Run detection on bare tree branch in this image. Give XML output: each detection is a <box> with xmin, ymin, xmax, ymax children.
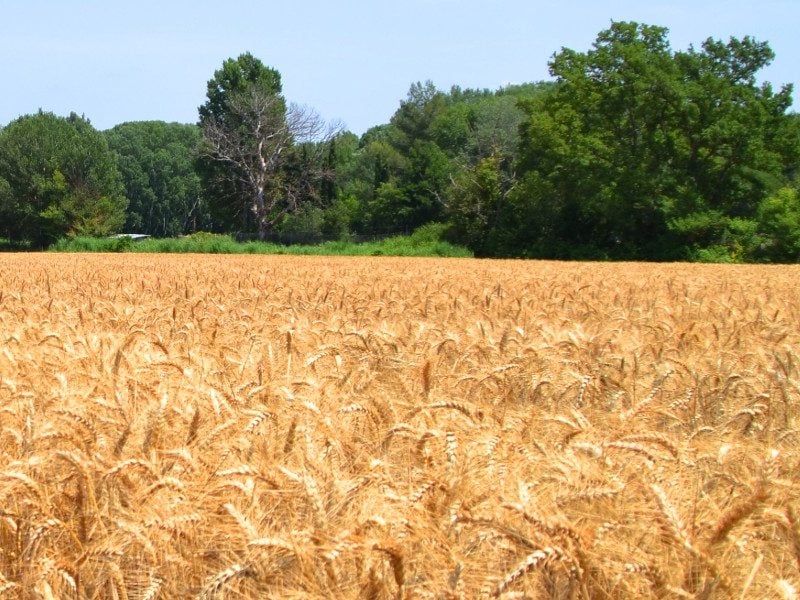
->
<box><xmin>201</xmin><ymin>84</ymin><xmax>341</xmax><ymax>239</ymax></box>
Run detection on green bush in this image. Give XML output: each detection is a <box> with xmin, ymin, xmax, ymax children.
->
<box><xmin>409</xmin><ymin>222</ymin><xmax>450</xmax><ymax>245</ymax></box>
<box><xmin>49</xmin><ymin>233</ymin><xmax>473</xmax><ymax>258</ymax></box>
<box><xmin>752</xmin><ymin>187</ymin><xmax>800</xmax><ymax>263</ymax></box>
<box><xmin>690</xmin><ymin>245</ymin><xmax>739</xmax><ymax>263</ymax></box>
<box><xmin>276</xmin><ymin>206</ymin><xmax>325</xmax><ymax>243</ymax></box>
<box><xmin>110</xmin><ymin>236</ymin><xmax>134</xmax><ymax>252</ymax></box>
<box><xmin>321</xmin><ymin>195</ymin><xmax>359</xmax><ymax>241</ymax></box>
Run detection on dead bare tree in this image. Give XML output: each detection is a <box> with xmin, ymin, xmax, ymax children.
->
<box><xmin>201</xmin><ymin>84</ymin><xmax>339</xmax><ymax>240</ymax></box>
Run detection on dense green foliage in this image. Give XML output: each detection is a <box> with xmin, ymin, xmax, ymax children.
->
<box><xmin>0</xmin><ymin>112</ymin><xmax>127</xmax><ymax>246</ymax></box>
<box><xmin>105</xmin><ymin>121</ymin><xmax>208</xmax><ymax>237</ymax></box>
<box><xmin>498</xmin><ymin>22</ymin><xmax>799</xmax><ymax>260</ymax></box>
<box><xmin>51</xmin><ymin>229</ymin><xmax>472</xmax><ymax>257</ymax></box>
<box><xmin>2</xmin><ymin>22</ymin><xmax>798</xmax><ymax>261</ymax></box>
<box><xmin>332</xmin><ymin>82</ymin><xmax>547</xmax><ymax>237</ymax></box>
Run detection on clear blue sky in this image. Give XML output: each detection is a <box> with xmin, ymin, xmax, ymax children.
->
<box><xmin>1</xmin><ymin>0</ymin><xmax>797</xmax><ymax>134</ymax></box>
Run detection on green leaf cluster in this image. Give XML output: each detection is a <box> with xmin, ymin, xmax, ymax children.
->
<box><xmin>105</xmin><ymin>121</ymin><xmax>208</xmax><ymax>237</ymax></box>
<box><xmin>500</xmin><ymin>22</ymin><xmax>798</xmax><ymax>260</ymax></box>
<box><xmin>330</xmin><ymin>81</ymin><xmax>547</xmax><ymax>238</ymax></box>
<box><xmin>0</xmin><ymin>112</ymin><xmax>127</xmax><ymax>246</ymax></box>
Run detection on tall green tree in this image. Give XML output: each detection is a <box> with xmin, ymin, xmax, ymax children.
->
<box><xmin>342</xmin><ymin>125</ymin><xmax>411</xmax><ymax>232</ymax></box>
<box><xmin>337</xmin><ymin>81</ymin><xmax>551</xmax><ymax>238</ymax></box>
<box><xmin>441</xmin><ymin>84</ymin><xmax>552</xmax><ymax>255</ymax></box>
<box><xmin>105</xmin><ymin>121</ymin><xmax>208</xmax><ymax>237</ymax></box>
<box><xmin>513</xmin><ymin>22</ymin><xmax>797</xmax><ymax>260</ymax></box>
<box><xmin>197</xmin><ymin>53</ymin><xmax>283</xmax><ymax>234</ymax></box>
<box><xmin>390</xmin><ymin>81</ymin><xmax>446</xmax><ymax>153</ymax></box>
<box><xmin>346</xmin><ymin>82</ymin><xmax>452</xmax><ymax>232</ymax></box>
<box><xmin>0</xmin><ymin>111</ymin><xmax>127</xmax><ymax>246</ymax></box>
<box><xmin>198</xmin><ymin>53</ymin><xmax>334</xmax><ymax>239</ymax></box>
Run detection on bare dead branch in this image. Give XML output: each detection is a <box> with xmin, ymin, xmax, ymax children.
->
<box><xmin>200</xmin><ymin>85</ymin><xmax>341</xmax><ymax>239</ymax></box>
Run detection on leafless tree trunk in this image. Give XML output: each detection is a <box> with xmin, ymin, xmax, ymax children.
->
<box><xmin>201</xmin><ymin>85</ymin><xmax>339</xmax><ymax>240</ymax></box>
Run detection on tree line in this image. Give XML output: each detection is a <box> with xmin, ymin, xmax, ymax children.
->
<box><xmin>1</xmin><ymin>22</ymin><xmax>798</xmax><ymax>261</ymax></box>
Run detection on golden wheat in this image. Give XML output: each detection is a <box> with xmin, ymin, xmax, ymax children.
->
<box><xmin>0</xmin><ymin>253</ymin><xmax>798</xmax><ymax>598</ymax></box>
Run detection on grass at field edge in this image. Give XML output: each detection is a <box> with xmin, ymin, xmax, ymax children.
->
<box><xmin>48</xmin><ymin>234</ymin><xmax>474</xmax><ymax>258</ymax></box>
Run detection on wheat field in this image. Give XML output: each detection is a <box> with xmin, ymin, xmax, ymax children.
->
<box><xmin>0</xmin><ymin>254</ymin><xmax>798</xmax><ymax>599</ymax></box>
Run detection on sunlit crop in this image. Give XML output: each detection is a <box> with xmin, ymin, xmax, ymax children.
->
<box><xmin>1</xmin><ymin>254</ymin><xmax>798</xmax><ymax>598</ymax></box>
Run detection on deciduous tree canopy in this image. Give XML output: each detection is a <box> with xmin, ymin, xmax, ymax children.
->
<box><xmin>105</xmin><ymin>121</ymin><xmax>208</xmax><ymax>237</ymax></box>
<box><xmin>504</xmin><ymin>22</ymin><xmax>799</xmax><ymax>260</ymax></box>
<box><xmin>0</xmin><ymin>111</ymin><xmax>126</xmax><ymax>246</ymax></box>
